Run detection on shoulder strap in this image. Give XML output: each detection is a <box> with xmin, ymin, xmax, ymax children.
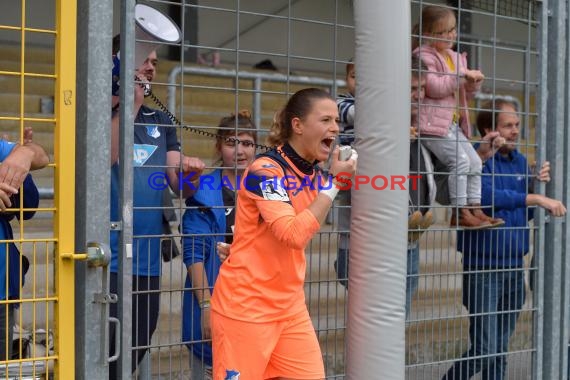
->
<box><xmin>256</xmin><ymin>148</ymin><xmax>289</xmax><ymax>174</ymax></box>
<box><xmin>257</xmin><ymin>148</ymin><xmax>323</xmax><ymax>180</ymax></box>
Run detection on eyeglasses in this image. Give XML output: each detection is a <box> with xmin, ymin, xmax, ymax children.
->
<box><xmin>432</xmin><ymin>26</ymin><xmax>457</xmax><ymax>36</ymax></box>
<box><xmin>222</xmin><ymin>138</ymin><xmax>256</xmax><ymax>148</ymax></box>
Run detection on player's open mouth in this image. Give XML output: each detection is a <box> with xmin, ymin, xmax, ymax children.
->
<box><xmin>321</xmin><ymin>136</ymin><xmax>336</xmax><ymax>150</ymax></box>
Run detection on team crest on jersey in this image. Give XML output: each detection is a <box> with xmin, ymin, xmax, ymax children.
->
<box><xmin>146</xmin><ymin>125</ymin><xmax>161</xmax><ymax>138</ymax></box>
<box><xmin>133</xmin><ymin>144</ymin><xmax>158</xmax><ymax>166</ymax></box>
<box><xmin>260</xmin><ymin>179</ymin><xmax>290</xmax><ymax>202</ymax></box>
<box><xmin>225</xmin><ymin>369</ymin><xmax>240</xmax><ymax>380</ymax></box>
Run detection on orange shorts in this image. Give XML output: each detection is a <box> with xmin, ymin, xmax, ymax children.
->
<box><xmin>211</xmin><ymin>309</ymin><xmax>324</xmax><ymax>379</ymax></box>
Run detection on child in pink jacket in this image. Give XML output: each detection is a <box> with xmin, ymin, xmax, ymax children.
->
<box><xmin>413</xmin><ymin>5</ymin><xmax>503</xmax><ymax>229</ymax></box>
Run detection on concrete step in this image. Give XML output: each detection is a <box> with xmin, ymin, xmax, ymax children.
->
<box><xmin>0</xmin><ymin>111</ymin><xmax>55</xmax><ymax>131</ymax></box>
<box><xmin>0</xmin><ymin>60</ymin><xmax>54</xmax><ymax>76</ymax></box>
<box><xmin>405</xmin><ymin>312</ymin><xmax>534</xmax><ymax>372</ymax></box>
<box><xmin>0</xmin><ymin>93</ymin><xmax>47</xmax><ymax>114</ymax></box>
<box><xmin>1</xmin><ymin>45</ymin><xmax>54</xmax><ymax>65</ymax></box>
<box><xmin>0</xmin><ymin>75</ymin><xmax>55</xmax><ymax>97</ymax></box>
<box><xmin>0</xmin><ymin>127</ymin><xmax>54</xmax><ymax>152</ymax></box>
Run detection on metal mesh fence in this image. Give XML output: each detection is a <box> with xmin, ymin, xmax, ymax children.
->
<box><xmin>458</xmin><ymin>0</ymin><xmax>536</xmax><ymax>21</ymax></box>
<box><xmin>4</xmin><ymin>0</ymin><xmax>568</xmax><ymax>378</ymax></box>
<box><xmin>137</xmin><ymin>1</ymin><xmax>354</xmax><ymax>376</ymax></box>
<box><xmin>122</xmin><ymin>0</ymin><xmax>546</xmax><ymax>378</ymax></box>
<box><xmin>76</xmin><ymin>0</ymin><xmax>569</xmax><ymax>379</ymax></box>
<box><xmin>408</xmin><ymin>1</ymin><xmax>541</xmax><ymax>379</ymax></box>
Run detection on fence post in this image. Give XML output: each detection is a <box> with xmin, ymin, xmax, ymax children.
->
<box><xmin>117</xmin><ymin>0</ymin><xmax>136</xmax><ymax>378</ymax></box>
<box><xmin>540</xmin><ymin>0</ymin><xmax>569</xmax><ymax>378</ymax></box>
<box><xmin>75</xmin><ymin>0</ymin><xmax>114</xmax><ymax>378</ymax></box>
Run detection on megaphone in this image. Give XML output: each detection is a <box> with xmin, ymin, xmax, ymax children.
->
<box><xmin>134</xmin><ymin>4</ymin><xmax>181</xmax><ymax>68</ymax></box>
<box><xmin>112</xmin><ymin>4</ymin><xmax>181</xmax><ymax>96</ymax></box>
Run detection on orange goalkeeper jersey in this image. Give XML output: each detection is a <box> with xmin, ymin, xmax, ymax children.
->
<box><xmin>211</xmin><ymin>147</ymin><xmax>322</xmax><ymax>322</ymax></box>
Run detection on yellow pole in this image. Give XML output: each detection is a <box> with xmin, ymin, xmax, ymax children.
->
<box><xmin>54</xmin><ymin>0</ymin><xmax>77</xmax><ymax>378</ymax></box>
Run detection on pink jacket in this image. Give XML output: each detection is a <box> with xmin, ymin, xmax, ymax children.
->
<box><xmin>412</xmin><ymin>45</ymin><xmax>481</xmax><ymax>138</ymax></box>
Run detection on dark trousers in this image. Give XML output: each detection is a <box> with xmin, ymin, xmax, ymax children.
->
<box><xmin>0</xmin><ymin>303</ymin><xmax>14</xmax><ymax>361</ymax></box>
<box><xmin>109</xmin><ymin>273</ymin><xmax>160</xmax><ymax>379</ymax></box>
<box><xmin>442</xmin><ymin>270</ymin><xmax>525</xmax><ymax>380</ymax></box>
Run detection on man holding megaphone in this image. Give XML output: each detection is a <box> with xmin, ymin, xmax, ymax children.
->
<box><xmin>108</xmin><ymin>9</ymin><xmax>205</xmax><ymax>376</ymax></box>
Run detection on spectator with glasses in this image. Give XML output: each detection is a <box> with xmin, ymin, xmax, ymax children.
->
<box><xmin>181</xmin><ymin>111</ymin><xmax>257</xmax><ymax>379</ymax></box>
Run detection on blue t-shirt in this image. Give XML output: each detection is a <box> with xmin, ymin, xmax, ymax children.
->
<box><xmin>0</xmin><ymin>141</ymin><xmax>39</xmax><ymax>300</ymax></box>
<box><xmin>110</xmin><ymin>106</ymin><xmax>180</xmax><ymax>276</ymax></box>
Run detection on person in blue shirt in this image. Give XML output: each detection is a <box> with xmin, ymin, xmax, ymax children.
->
<box><xmin>109</xmin><ymin>38</ymin><xmax>206</xmax><ymax>377</ymax></box>
<box><xmin>0</xmin><ymin>127</ymin><xmax>49</xmax><ymax>361</ymax></box>
<box><xmin>181</xmin><ymin>111</ymin><xmax>257</xmax><ymax>379</ymax></box>
<box><xmin>442</xmin><ymin>99</ymin><xmax>566</xmax><ymax>380</ymax></box>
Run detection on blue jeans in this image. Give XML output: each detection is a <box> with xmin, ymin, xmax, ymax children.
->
<box><xmin>406</xmin><ymin>244</ymin><xmax>420</xmax><ymax>318</ymax></box>
<box><xmin>442</xmin><ymin>270</ymin><xmax>525</xmax><ymax>380</ymax></box>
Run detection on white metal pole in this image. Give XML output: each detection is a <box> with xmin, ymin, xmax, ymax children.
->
<box><xmin>347</xmin><ymin>1</ymin><xmax>410</xmax><ymax>378</ymax></box>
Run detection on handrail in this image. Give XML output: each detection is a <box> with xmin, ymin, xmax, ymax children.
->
<box><xmin>39</xmin><ymin>187</ymin><xmax>54</xmax><ymax>199</ymax></box>
<box><xmin>167</xmin><ymin>66</ymin><xmax>346</xmax><ymax>129</ymax></box>
<box><xmin>474</xmin><ymin>93</ymin><xmax>522</xmax><ymax>113</ymax></box>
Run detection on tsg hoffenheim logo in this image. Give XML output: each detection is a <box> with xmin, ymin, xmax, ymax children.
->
<box><xmin>133</xmin><ymin>144</ymin><xmax>158</xmax><ymax>166</ymax></box>
<box><xmin>146</xmin><ymin>125</ymin><xmax>161</xmax><ymax>138</ymax></box>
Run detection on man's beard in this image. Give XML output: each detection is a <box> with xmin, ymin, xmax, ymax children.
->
<box><xmin>499</xmin><ymin>143</ymin><xmax>515</xmax><ymax>155</ymax></box>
